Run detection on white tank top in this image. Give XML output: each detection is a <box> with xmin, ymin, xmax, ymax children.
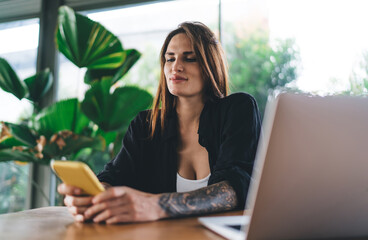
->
<box><xmin>176</xmin><ymin>173</ymin><xmax>211</xmax><ymax>192</ymax></box>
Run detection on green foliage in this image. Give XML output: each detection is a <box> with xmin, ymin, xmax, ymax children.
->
<box><xmin>0</xmin><ymin>57</ymin><xmax>53</xmax><ymax>105</ymax></box>
<box><xmin>0</xmin><ymin>58</ymin><xmax>26</xmax><ymax>100</ymax></box>
<box><xmin>84</xmin><ymin>49</ymin><xmax>141</xmax><ymax>85</ymax></box>
<box><xmin>32</xmin><ymin>98</ymin><xmax>90</xmax><ymax>139</ymax></box>
<box><xmin>225</xmin><ymin>28</ymin><xmax>300</xmax><ymax>117</ymax></box>
<box><xmin>0</xmin><ymin>136</ymin><xmax>25</xmax><ymax>150</ymax></box>
<box><xmin>82</xmin><ymin>80</ymin><xmax>153</xmax><ymax>131</ymax></box>
<box><xmin>56</xmin><ymin>6</ymin><xmax>125</xmax><ymax>69</ymax></box>
<box><xmin>121</xmin><ymin>44</ymin><xmax>161</xmax><ymax>93</ymax></box>
<box><xmin>24</xmin><ymin>69</ymin><xmax>53</xmax><ymax>103</ymax></box>
<box><xmin>55</xmin><ymin>6</ymin><xmax>152</xmax><ymax>165</ymax></box>
<box><xmin>1</xmin><ymin>122</ymin><xmax>37</xmax><ymax>147</ymax></box>
<box><xmin>0</xmin><ymin>149</ymin><xmax>39</xmax><ymax>164</ymax></box>
<box><xmin>42</xmin><ymin>134</ymin><xmax>105</xmax><ymax>161</ymax></box>
<box><xmin>0</xmin><ymin>5</ymin><xmax>152</xmax><ymax>171</ymax></box>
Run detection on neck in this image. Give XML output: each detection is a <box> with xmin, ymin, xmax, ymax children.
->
<box><xmin>176</xmin><ymin>96</ymin><xmax>205</xmax><ymax>127</ymax></box>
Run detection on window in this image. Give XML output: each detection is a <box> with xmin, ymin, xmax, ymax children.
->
<box><xmin>267</xmin><ymin>0</ymin><xmax>368</xmax><ymax>95</ymax></box>
<box><xmin>0</xmin><ymin>18</ymin><xmax>39</xmax><ymax>213</ymax></box>
<box><xmin>222</xmin><ymin>0</ymin><xmax>368</xmax><ymax>117</ymax></box>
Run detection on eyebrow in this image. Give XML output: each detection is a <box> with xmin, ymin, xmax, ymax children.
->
<box><xmin>165</xmin><ymin>51</ymin><xmax>194</xmax><ymax>55</ymax></box>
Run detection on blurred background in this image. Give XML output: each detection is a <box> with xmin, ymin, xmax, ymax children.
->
<box><xmin>0</xmin><ymin>0</ymin><xmax>367</xmax><ymax>213</ymax></box>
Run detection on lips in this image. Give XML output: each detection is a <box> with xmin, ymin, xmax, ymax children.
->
<box><xmin>170</xmin><ymin>75</ymin><xmax>188</xmax><ymax>81</ymax></box>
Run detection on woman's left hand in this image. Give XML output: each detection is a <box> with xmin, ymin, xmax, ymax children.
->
<box><xmin>83</xmin><ymin>186</ymin><xmax>167</xmax><ymax>224</ymax></box>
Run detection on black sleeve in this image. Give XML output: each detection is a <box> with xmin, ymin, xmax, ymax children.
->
<box><xmin>208</xmin><ymin>93</ymin><xmax>261</xmax><ymax>209</ymax></box>
<box><xmin>97</xmin><ymin>111</ymin><xmax>148</xmax><ymax>187</ymax></box>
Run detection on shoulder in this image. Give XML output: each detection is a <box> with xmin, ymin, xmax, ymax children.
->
<box><xmin>199</xmin><ymin>93</ymin><xmax>261</xmax><ymax>140</ymax></box>
<box><xmin>135</xmin><ymin>109</ymin><xmax>151</xmax><ymax>121</ymax></box>
<box><xmin>224</xmin><ymin>92</ymin><xmax>257</xmax><ymax>104</ymax></box>
<box><xmin>215</xmin><ymin>92</ymin><xmax>258</xmax><ymax>112</ymax></box>
<box><xmin>202</xmin><ymin>92</ymin><xmax>260</xmax><ymax>128</ymax></box>
<box><xmin>129</xmin><ymin>110</ymin><xmax>151</xmax><ymax>133</ymax></box>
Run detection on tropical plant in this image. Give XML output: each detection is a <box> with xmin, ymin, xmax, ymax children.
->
<box><xmin>0</xmin><ymin>57</ymin><xmax>55</xmax><ymax>164</ymax></box>
<box><xmin>0</xmin><ymin>6</ymin><xmax>153</xmax><ymax>173</ymax></box>
<box><xmin>0</xmin><ymin>58</ymin><xmax>52</xmax><ymax>111</ymax></box>
<box><xmin>224</xmin><ymin>27</ymin><xmax>300</xmax><ymax>117</ymax></box>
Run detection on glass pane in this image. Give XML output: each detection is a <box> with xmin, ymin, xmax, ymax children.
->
<box><xmin>0</xmin><ymin>18</ymin><xmax>39</xmax><ymax>213</ymax></box>
<box><xmin>223</xmin><ymin>0</ymin><xmax>368</xmax><ymax>117</ymax></box>
<box><xmin>267</xmin><ymin>0</ymin><xmax>368</xmax><ymax>94</ymax></box>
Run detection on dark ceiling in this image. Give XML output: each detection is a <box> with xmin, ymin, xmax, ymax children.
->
<box><xmin>0</xmin><ymin>0</ymin><xmax>169</xmax><ymax>23</ymax></box>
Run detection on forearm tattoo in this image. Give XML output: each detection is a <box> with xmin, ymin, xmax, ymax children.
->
<box><xmin>158</xmin><ymin>181</ymin><xmax>238</xmax><ymax>217</ymax></box>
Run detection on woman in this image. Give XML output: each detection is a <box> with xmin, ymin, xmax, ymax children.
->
<box><xmin>58</xmin><ymin>21</ymin><xmax>261</xmax><ymax>224</ymax></box>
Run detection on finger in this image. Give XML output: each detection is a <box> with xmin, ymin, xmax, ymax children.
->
<box><xmin>92</xmin><ymin>187</ymin><xmax>127</xmax><ymax>204</ymax></box>
<box><xmin>84</xmin><ymin>197</ymin><xmax>128</xmax><ymax>219</ymax></box>
<box><xmin>74</xmin><ymin>214</ymin><xmax>86</xmax><ymax>222</ymax></box>
<box><xmin>105</xmin><ymin>214</ymin><xmax>132</xmax><ymax>224</ymax></box>
<box><xmin>68</xmin><ymin>206</ymin><xmax>89</xmax><ymax>215</ymax></box>
<box><xmin>64</xmin><ymin>195</ymin><xmax>93</xmax><ymax>207</ymax></box>
<box><xmin>58</xmin><ymin>183</ymin><xmax>82</xmax><ymax>195</ymax></box>
<box><xmin>93</xmin><ymin>205</ymin><xmax>131</xmax><ymax>223</ymax></box>
<box><xmin>105</xmin><ymin>209</ymin><xmax>141</xmax><ymax>224</ymax></box>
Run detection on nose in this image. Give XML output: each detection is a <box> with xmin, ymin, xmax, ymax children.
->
<box><xmin>172</xmin><ymin>59</ymin><xmax>183</xmax><ymax>72</ymax></box>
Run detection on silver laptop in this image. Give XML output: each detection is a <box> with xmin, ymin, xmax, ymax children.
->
<box><xmin>199</xmin><ymin>92</ymin><xmax>368</xmax><ymax>240</ymax></box>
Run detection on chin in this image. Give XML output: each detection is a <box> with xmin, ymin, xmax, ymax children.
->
<box><xmin>169</xmin><ymin>91</ymin><xmax>202</xmax><ymax>99</ymax></box>
<box><xmin>168</xmin><ymin>88</ymin><xmax>182</xmax><ymax>96</ymax></box>
<box><xmin>168</xmin><ymin>87</ymin><xmax>203</xmax><ymax>99</ymax></box>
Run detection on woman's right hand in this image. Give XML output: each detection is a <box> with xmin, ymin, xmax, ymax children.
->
<box><xmin>57</xmin><ymin>183</ymin><xmax>94</xmax><ymax>222</ymax></box>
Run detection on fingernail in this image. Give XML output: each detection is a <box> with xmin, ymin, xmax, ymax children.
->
<box><xmin>75</xmin><ymin>215</ymin><xmax>84</xmax><ymax>222</ymax></box>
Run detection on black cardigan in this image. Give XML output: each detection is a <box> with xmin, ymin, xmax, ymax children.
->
<box><xmin>97</xmin><ymin>92</ymin><xmax>261</xmax><ymax>208</ymax></box>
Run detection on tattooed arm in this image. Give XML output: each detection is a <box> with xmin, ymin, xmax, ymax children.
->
<box><xmin>159</xmin><ymin>181</ymin><xmax>238</xmax><ymax>217</ymax></box>
<box><xmin>80</xmin><ymin>180</ymin><xmax>237</xmax><ymax>224</ymax></box>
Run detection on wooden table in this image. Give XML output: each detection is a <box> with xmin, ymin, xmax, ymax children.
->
<box><xmin>0</xmin><ymin>207</ymin><xmax>244</xmax><ymax>240</ymax></box>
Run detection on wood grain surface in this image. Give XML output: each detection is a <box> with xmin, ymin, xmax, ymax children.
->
<box><xmin>0</xmin><ymin>207</ymin><xmax>244</xmax><ymax>240</ymax></box>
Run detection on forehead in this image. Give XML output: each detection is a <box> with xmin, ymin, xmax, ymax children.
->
<box><xmin>166</xmin><ymin>33</ymin><xmax>194</xmax><ymax>52</ymax></box>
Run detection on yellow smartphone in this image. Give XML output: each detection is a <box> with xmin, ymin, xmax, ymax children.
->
<box><xmin>50</xmin><ymin>160</ymin><xmax>105</xmax><ymax>196</ymax></box>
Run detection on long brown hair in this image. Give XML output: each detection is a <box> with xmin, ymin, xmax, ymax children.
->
<box><xmin>149</xmin><ymin>21</ymin><xmax>229</xmax><ymax>138</ymax></box>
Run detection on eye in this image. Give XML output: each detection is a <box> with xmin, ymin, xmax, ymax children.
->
<box><xmin>166</xmin><ymin>58</ymin><xmax>175</xmax><ymax>62</ymax></box>
<box><xmin>185</xmin><ymin>58</ymin><xmax>197</xmax><ymax>62</ymax></box>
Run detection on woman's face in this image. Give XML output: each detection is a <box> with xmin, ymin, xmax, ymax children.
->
<box><xmin>164</xmin><ymin>33</ymin><xmax>205</xmax><ymax>99</ymax></box>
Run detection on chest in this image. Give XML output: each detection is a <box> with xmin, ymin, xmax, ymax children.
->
<box><xmin>177</xmin><ymin>128</ymin><xmax>210</xmax><ymax>180</ymax></box>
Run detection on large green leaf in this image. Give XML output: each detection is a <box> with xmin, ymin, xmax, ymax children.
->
<box><xmin>24</xmin><ymin>68</ymin><xmax>53</xmax><ymax>103</ymax></box>
<box><xmin>42</xmin><ymin>134</ymin><xmax>105</xmax><ymax>160</ymax></box>
<box><xmin>33</xmin><ymin>98</ymin><xmax>90</xmax><ymax>138</ymax></box>
<box><xmin>0</xmin><ymin>136</ymin><xmax>25</xmax><ymax>150</ymax></box>
<box><xmin>81</xmin><ymin>80</ymin><xmax>153</xmax><ymax>131</ymax></box>
<box><xmin>0</xmin><ymin>58</ymin><xmax>27</xmax><ymax>100</ymax></box>
<box><xmin>84</xmin><ymin>49</ymin><xmax>141</xmax><ymax>85</ymax></box>
<box><xmin>95</xmin><ymin>128</ymin><xmax>117</xmax><ymax>148</ymax></box>
<box><xmin>56</xmin><ymin>5</ymin><xmax>125</xmax><ymax>69</ymax></box>
<box><xmin>84</xmin><ymin>69</ymin><xmax>116</xmax><ymax>85</ymax></box>
<box><xmin>0</xmin><ymin>149</ymin><xmax>39</xmax><ymax>163</ymax></box>
<box><xmin>1</xmin><ymin>122</ymin><xmax>37</xmax><ymax>147</ymax></box>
